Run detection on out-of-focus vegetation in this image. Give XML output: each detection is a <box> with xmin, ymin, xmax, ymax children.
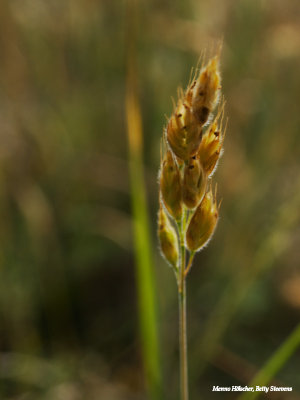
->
<box><xmin>0</xmin><ymin>0</ymin><xmax>300</xmax><ymax>399</ymax></box>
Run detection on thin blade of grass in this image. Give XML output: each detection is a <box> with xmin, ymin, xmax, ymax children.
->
<box><xmin>238</xmin><ymin>323</ymin><xmax>300</xmax><ymax>400</ymax></box>
<box><xmin>125</xmin><ymin>1</ymin><xmax>162</xmax><ymax>398</ymax></box>
<box><xmin>126</xmin><ymin>83</ymin><xmax>162</xmax><ymax>399</ymax></box>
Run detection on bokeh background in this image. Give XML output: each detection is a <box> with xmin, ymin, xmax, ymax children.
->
<box><xmin>0</xmin><ymin>0</ymin><xmax>300</xmax><ymax>399</ymax></box>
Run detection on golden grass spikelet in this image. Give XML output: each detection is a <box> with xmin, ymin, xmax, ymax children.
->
<box><xmin>183</xmin><ymin>156</ymin><xmax>207</xmax><ymax>209</ymax></box>
<box><xmin>160</xmin><ymin>150</ymin><xmax>182</xmax><ymax>221</ymax></box>
<box><xmin>197</xmin><ymin>104</ymin><xmax>225</xmax><ymax>176</ymax></box>
<box><xmin>188</xmin><ymin>56</ymin><xmax>221</xmax><ymax>125</ymax></box>
<box><xmin>185</xmin><ymin>186</ymin><xmax>219</xmax><ymax>252</ymax></box>
<box><xmin>167</xmin><ymin>98</ymin><xmax>202</xmax><ymax>161</ymax></box>
<box><xmin>158</xmin><ymin>202</ymin><xmax>179</xmax><ymax>268</ymax></box>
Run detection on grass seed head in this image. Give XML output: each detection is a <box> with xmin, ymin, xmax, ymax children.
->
<box><xmin>159</xmin><ymin>48</ymin><xmax>225</xmax><ymax>268</ymax></box>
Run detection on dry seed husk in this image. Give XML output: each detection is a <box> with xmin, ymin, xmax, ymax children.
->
<box><xmin>186</xmin><ymin>189</ymin><xmax>218</xmax><ymax>251</ymax></box>
<box><xmin>158</xmin><ymin>204</ymin><xmax>179</xmax><ymax>267</ymax></box>
<box><xmin>160</xmin><ymin>150</ymin><xmax>182</xmax><ymax>221</ymax></box>
<box><xmin>183</xmin><ymin>157</ymin><xmax>206</xmax><ymax>209</ymax></box>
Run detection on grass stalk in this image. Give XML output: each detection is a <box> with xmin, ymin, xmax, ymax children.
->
<box><xmin>158</xmin><ymin>51</ymin><xmax>224</xmax><ymax>400</ymax></box>
<box><xmin>179</xmin><ymin>279</ymin><xmax>188</xmax><ymax>400</ymax></box>
<box><xmin>178</xmin><ymin>210</ymin><xmax>189</xmax><ymax>400</ymax></box>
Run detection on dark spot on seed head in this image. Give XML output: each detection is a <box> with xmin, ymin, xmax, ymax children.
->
<box><xmin>196</xmin><ymin>106</ymin><xmax>210</xmax><ymax>124</ymax></box>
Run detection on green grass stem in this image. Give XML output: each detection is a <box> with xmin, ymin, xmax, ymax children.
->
<box><xmin>178</xmin><ymin>209</ymin><xmax>189</xmax><ymax>400</ymax></box>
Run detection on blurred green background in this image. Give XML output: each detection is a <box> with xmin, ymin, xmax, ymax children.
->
<box><xmin>0</xmin><ymin>0</ymin><xmax>300</xmax><ymax>399</ymax></box>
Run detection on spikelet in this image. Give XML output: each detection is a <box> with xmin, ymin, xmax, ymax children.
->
<box><xmin>197</xmin><ymin>104</ymin><xmax>225</xmax><ymax>176</ymax></box>
<box><xmin>158</xmin><ymin>202</ymin><xmax>179</xmax><ymax>268</ymax></box>
<box><xmin>167</xmin><ymin>98</ymin><xmax>202</xmax><ymax>161</ymax></box>
<box><xmin>187</xmin><ymin>56</ymin><xmax>221</xmax><ymax>125</ymax></box>
<box><xmin>183</xmin><ymin>156</ymin><xmax>206</xmax><ymax>209</ymax></box>
<box><xmin>160</xmin><ymin>150</ymin><xmax>182</xmax><ymax>221</ymax></box>
<box><xmin>185</xmin><ymin>186</ymin><xmax>219</xmax><ymax>252</ymax></box>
